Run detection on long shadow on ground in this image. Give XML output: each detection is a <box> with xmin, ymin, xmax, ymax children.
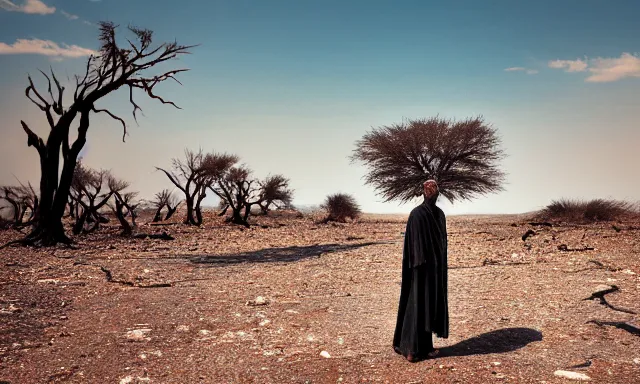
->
<box><xmin>189</xmin><ymin>242</ymin><xmax>386</xmax><ymax>266</ymax></box>
<box><xmin>438</xmin><ymin>327</ymin><xmax>542</xmax><ymax>357</ymax></box>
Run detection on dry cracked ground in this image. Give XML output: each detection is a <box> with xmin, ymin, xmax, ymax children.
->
<box><xmin>1</xmin><ymin>212</ymin><xmax>639</xmax><ymax>383</ymax></box>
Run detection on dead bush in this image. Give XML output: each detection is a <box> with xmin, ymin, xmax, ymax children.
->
<box><xmin>540</xmin><ymin>198</ymin><xmax>636</xmax><ymax>222</ymax></box>
<box><xmin>321</xmin><ymin>193</ymin><xmax>361</xmax><ymax>223</ymax></box>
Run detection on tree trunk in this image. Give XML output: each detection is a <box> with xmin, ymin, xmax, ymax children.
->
<box><xmin>68</xmin><ymin>199</ymin><xmax>76</xmax><ymax>218</ymax></box>
<box><xmin>165</xmin><ymin>204</ymin><xmax>178</xmax><ymax>221</ymax></box>
<box><xmin>218</xmin><ymin>204</ymin><xmax>229</xmax><ymax>217</ymax></box>
<box><xmin>152</xmin><ymin>206</ymin><xmax>164</xmax><ymax>222</ymax></box>
<box><xmin>184</xmin><ymin>197</ymin><xmax>196</xmax><ymax>225</ymax></box>
<box><xmin>194</xmin><ymin>190</ymin><xmax>206</xmax><ymax>226</ymax></box>
<box><xmin>73</xmin><ymin>210</ymin><xmax>88</xmax><ymax>235</ymax></box>
<box><xmin>114</xmin><ymin>199</ymin><xmax>132</xmax><ymax>236</ymax></box>
<box><xmin>23</xmin><ymin>114</ymin><xmax>85</xmax><ymax>246</ymax></box>
<box><xmin>230</xmin><ymin>207</ymin><xmax>250</xmax><ymax>228</ymax></box>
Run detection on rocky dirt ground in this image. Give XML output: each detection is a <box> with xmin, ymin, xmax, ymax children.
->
<box><xmin>0</xmin><ymin>211</ymin><xmax>639</xmax><ymax>383</ymax></box>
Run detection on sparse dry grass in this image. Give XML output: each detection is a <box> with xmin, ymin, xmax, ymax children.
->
<box><xmin>539</xmin><ymin>198</ymin><xmax>638</xmax><ymax>222</ymax></box>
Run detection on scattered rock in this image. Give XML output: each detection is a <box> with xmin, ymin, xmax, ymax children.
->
<box><xmin>633</xmin><ymin>358</ymin><xmax>640</xmax><ymax>365</ymax></box>
<box><xmin>554</xmin><ymin>370</ymin><xmax>591</xmax><ymax>381</ymax></box>
<box><xmin>119</xmin><ymin>376</ymin><xmax>149</xmax><ymax>384</ymax></box>
<box><xmin>259</xmin><ymin>319</ymin><xmax>270</xmax><ymax>327</ymax></box>
<box><xmin>247</xmin><ymin>296</ymin><xmax>269</xmax><ymax>306</ymax></box>
<box><xmin>125</xmin><ymin>328</ymin><xmax>151</xmax><ymax>342</ymax></box>
<box><xmin>176</xmin><ymin>325</ymin><xmax>190</xmax><ymax>332</ymax></box>
<box><xmin>0</xmin><ymin>304</ymin><xmax>21</xmax><ymax>315</ymax></box>
<box><xmin>320</xmin><ymin>350</ymin><xmax>331</xmax><ymax>358</ymax></box>
<box><xmin>199</xmin><ymin>330</ymin><xmax>211</xmax><ymax>336</ymax></box>
<box><xmin>567</xmin><ymin>360</ymin><xmax>592</xmax><ymax>369</ymax></box>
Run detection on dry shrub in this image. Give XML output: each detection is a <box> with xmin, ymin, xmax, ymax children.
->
<box><xmin>540</xmin><ymin>198</ymin><xmax>637</xmax><ymax>222</ymax></box>
<box><xmin>321</xmin><ymin>194</ymin><xmax>361</xmax><ymax>223</ymax></box>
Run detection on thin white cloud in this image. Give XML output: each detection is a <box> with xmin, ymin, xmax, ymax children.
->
<box><xmin>548</xmin><ymin>58</ymin><xmax>588</xmax><ymax>72</ymax></box>
<box><xmin>0</xmin><ymin>38</ymin><xmax>96</xmax><ymax>58</ymax></box>
<box><xmin>586</xmin><ymin>53</ymin><xmax>640</xmax><ymax>83</ymax></box>
<box><xmin>61</xmin><ymin>10</ymin><xmax>78</xmax><ymax>20</ymax></box>
<box><xmin>504</xmin><ymin>67</ymin><xmax>538</xmax><ymax>75</ymax></box>
<box><xmin>549</xmin><ymin>53</ymin><xmax>640</xmax><ymax>82</ymax></box>
<box><xmin>0</xmin><ymin>0</ymin><xmax>55</xmax><ymax>14</ymax></box>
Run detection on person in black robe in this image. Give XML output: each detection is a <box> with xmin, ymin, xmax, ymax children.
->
<box><xmin>393</xmin><ymin>179</ymin><xmax>449</xmax><ymax>362</ymax></box>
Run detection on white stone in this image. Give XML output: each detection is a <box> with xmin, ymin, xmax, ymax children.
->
<box><xmin>126</xmin><ymin>329</ymin><xmax>151</xmax><ymax>342</ymax></box>
<box><xmin>119</xmin><ymin>377</ymin><xmax>133</xmax><ymax>384</ymax></box>
<box><xmin>320</xmin><ymin>350</ymin><xmax>331</xmax><ymax>358</ymax></box>
<box><xmin>176</xmin><ymin>325</ymin><xmax>190</xmax><ymax>332</ymax></box>
<box><xmin>554</xmin><ymin>370</ymin><xmax>591</xmax><ymax>381</ymax></box>
<box><xmin>633</xmin><ymin>358</ymin><xmax>640</xmax><ymax>365</ymax></box>
<box><xmin>259</xmin><ymin>319</ymin><xmax>271</xmax><ymax>327</ymax></box>
<box><xmin>198</xmin><ymin>329</ymin><xmax>211</xmax><ymax>335</ymax></box>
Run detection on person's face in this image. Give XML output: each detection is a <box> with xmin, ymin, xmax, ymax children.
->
<box><xmin>423</xmin><ymin>181</ymin><xmax>438</xmax><ymax>199</ymax></box>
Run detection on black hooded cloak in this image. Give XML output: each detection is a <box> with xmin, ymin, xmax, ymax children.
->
<box><xmin>393</xmin><ymin>199</ymin><xmax>449</xmax><ymax>358</ymax></box>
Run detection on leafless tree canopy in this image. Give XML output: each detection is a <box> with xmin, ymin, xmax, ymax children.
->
<box><xmin>15</xmin><ymin>21</ymin><xmax>192</xmax><ymax>246</ymax></box>
<box><xmin>70</xmin><ymin>161</ymin><xmax>126</xmax><ymax>234</ymax></box>
<box><xmin>109</xmin><ymin>185</ymin><xmax>139</xmax><ymax>236</ymax></box>
<box><xmin>351</xmin><ymin>116</ymin><xmax>506</xmax><ymax>203</ymax></box>
<box><xmin>258</xmin><ymin>175</ymin><xmax>294</xmax><ymax>214</ymax></box>
<box><xmin>0</xmin><ymin>183</ymin><xmax>38</xmax><ymax>227</ymax></box>
<box><xmin>157</xmin><ymin>150</ymin><xmax>238</xmax><ymax>225</ymax></box>
<box><xmin>209</xmin><ymin>165</ymin><xmax>261</xmax><ymax>227</ymax></box>
<box><xmin>151</xmin><ymin>189</ymin><xmax>180</xmax><ymax>222</ymax></box>
<box><xmin>321</xmin><ymin>193</ymin><xmax>362</xmax><ymax>223</ymax></box>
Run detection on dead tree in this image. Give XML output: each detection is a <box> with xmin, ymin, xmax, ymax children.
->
<box><xmin>151</xmin><ymin>189</ymin><xmax>180</xmax><ymax>222</ymax></box>
<box><xmin>110</xmin><ymin>186</ymin><xmax>138</xmax><ymax>236</ymax></box>
<box><xmin>257</xmin><ymin>175</ymin><xmax>294</xmax><ymax>215</ymax></box>
<box><xmin>13</xmin><ymin>21</ymin><xmax>192</xmax><ymax>247</ymax></box>
<box><xmin>156</xmin><ymin>150</ymin><xmax>211</xmax><ymax>225</ymax></box>
<box><xmin>0</xmin><ymin>183</ymin><xmax>38</xmax><ymax>228</ymax></box>
<box><xmin>351</xmin><ymin>116</ymin><xmax>506</xmax><ymax>203</ymax></box>
<box><xmin>70</xmin><ymin>161</ymin><xmax>120</xmax><ymax>234</ymax></box>
<box><xmin>209</xmin><ymin>165</ymin><xmax>263</xmax><ymax>227</ymax></box>
<box><xmin>0</xmin><ymin>187</ymin><xmax>24</xmax><ymax>227</ymax></box>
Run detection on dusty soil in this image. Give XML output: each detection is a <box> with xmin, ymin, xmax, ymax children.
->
<box><xmin>1</xmin><ymin>211</ymin><xmax>639</xmax><ymax>383</ymax></box>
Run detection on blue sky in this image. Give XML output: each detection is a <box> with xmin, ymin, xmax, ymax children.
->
<box><xmin>1</xmin><ymin>0</ymin><xmax>639</xmax><ymax>215</ymax></box>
